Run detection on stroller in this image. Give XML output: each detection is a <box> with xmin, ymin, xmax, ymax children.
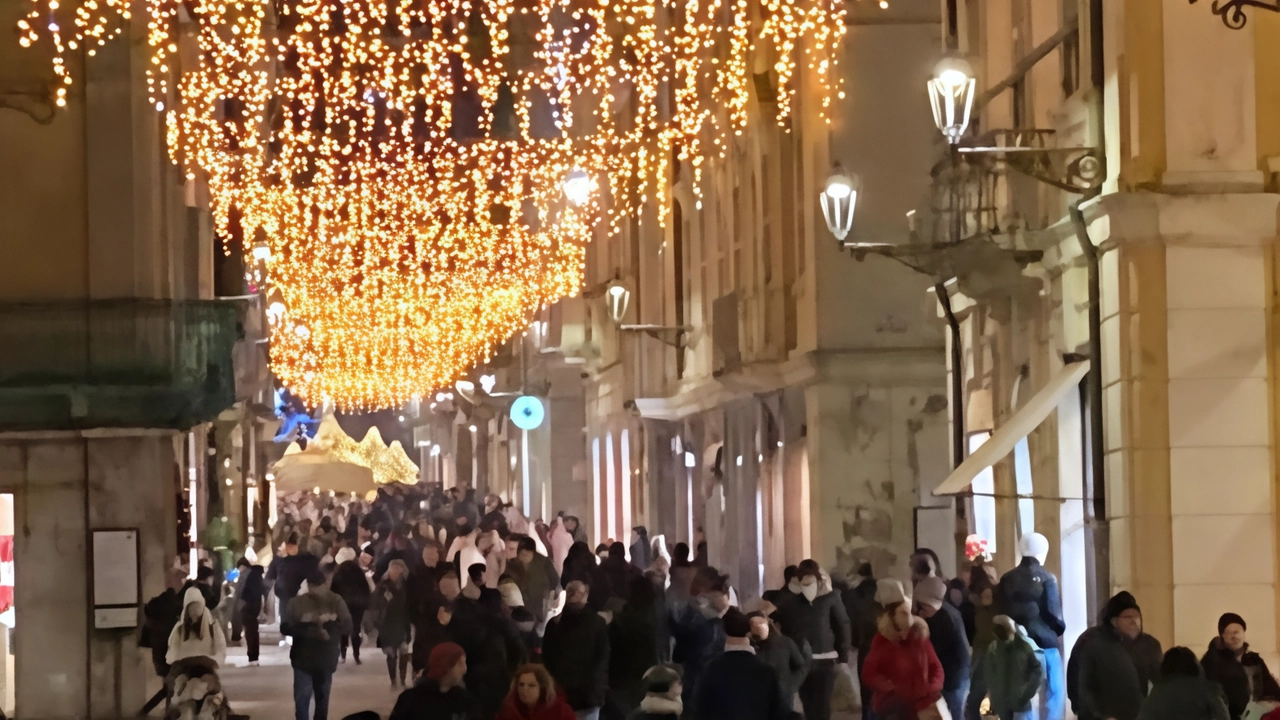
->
<box><xmin>165</xmin><ymin>657</ymin><xmax>244</xmax><ymax>720</ymax></box>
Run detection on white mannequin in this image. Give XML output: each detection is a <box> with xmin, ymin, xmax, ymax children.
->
<box><xmin>1018</xmin><ymin>531</ymin><xmax>1050</xmax><ymax>565</ymax></box>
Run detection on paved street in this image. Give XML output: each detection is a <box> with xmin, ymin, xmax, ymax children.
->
<box><xmin>220</xmin><ymin>625</ymin><xmax>862</xmax><ymax>720</ymax></box>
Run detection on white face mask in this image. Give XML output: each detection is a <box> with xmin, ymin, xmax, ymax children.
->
<box><xmin>801</xmin><ymin>583</ymin><xmax>818</xmax><ymax>601</ymax></box>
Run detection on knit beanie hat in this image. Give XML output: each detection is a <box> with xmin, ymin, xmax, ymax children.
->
<box><xmin>1104</xmin><ymin>591</ymin><xmax>1140</xmax><ymax>621</ymax></box>
<box><xmin>874</xmin><ymin>579</ymin><xmax>908</xmax><ymax>606</ymax></box>
<box><xmin>1219</xmin><ymin>612</ymin><xmax>1247</xmax><ymax>635</ymax></box>
<box><xmin>426</xmin><ymin>642</ymin><xmax>466</xmax><ymax>681</ymax></box>
<box><xmin>915</xmin><ymin>576</ymin><xmax>947</xmax><ymax>611</ymax></box>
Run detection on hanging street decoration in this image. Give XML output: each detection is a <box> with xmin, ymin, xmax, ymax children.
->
<box><xmin>16</xmin><ymin>0</ymin><xmax>848</xmax><ymax>409</ymax></box>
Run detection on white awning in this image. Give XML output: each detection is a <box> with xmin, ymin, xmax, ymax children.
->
<box><xmin>932</xmin><ymin>360</ymin><xmax>1090</xmax><ymax>496</ymax></box>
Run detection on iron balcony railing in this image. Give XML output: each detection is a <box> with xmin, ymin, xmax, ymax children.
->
<box><xmin>0</xmin><ymin>299</ymin><xmax>239</xmax><ymax>431</ymax></box>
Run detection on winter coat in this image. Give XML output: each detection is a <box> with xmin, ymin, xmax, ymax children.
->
<box><xmin>600</xmin><ymin>555</ymin><xmax>643</xmax><ymax>602</ymax></box>
<box><xmin>330</xmin><ymin>560</ymin><xmax>373</xmax><ymax>612</ymax></box>
<box><xmin>446</xmin><ymin>596</ymin><xmax>528</xmax><ymax>718</ymax></box>
<box><xmin>543</xmin><ymin>604</ymin><xmax>611</xmax><ymax>711</ymax></box>
<box><xmin>771</xmin><ymin>585</ymin><xmax>853</xmax><ymax>662</ymax></box>
<box><xmin>281</xmin><ymin>586</ymin><xmax>353</xmax><ymax>675</ymax></box>
<box><xmin>142</xmin><ymin>588</ymin><xmax>183</xmax><ymax>675</ymax></box>
<box><xmin>1069</xmin><ymin>623</ymin><xmax>1163</xmax><ymax>720</ymax></box>
<box><xmin>1202</xmin><ymin>637</ymin><xmax>1280</xmax><ymax>720</ymax></box>
<box><xmin>166</xmin><ymin>587</ymin><xmax>228</xmax><ymax>667</ymax></box>
<box><xmin>627</xmin><ymin>695</ymin><xmax>683</xmax><ymax>720</ymax></box>
<box><xmin>609</xmin><ymin>589</ymin><xmax>663</xmax><ymax>714</ymax></box>
<box><xmin>923</xmin><ymin>601</ymin><xmax>970</xmax><ymax>693</ymax></box>
<box><xmin>508</xmin><ymin>552</ymin><xmax>560</xmax><ymax>622</ymax></box>
<box><xmin>668</xmin><ymin>602</ymin><xmax>725</xmax><ymax>707</ymax></box>
<box><xmin>390</xmin><ymin>679</ymin><xmax>479</xmax><ymax>720</ymax></box>
<box><xmin>1137</xmin><ymin>674</ymin><xmax>1230</xmax><ymax>720</ymax></box>
<box><xmin>693</xmin><ymin>649</ymin><xmax>794</xmax><ymax>720</ymax></box>
<box><xmin>267</xmin><ymin>552</ymin><xmax>321</xmax><ymax>601</ymax></box>
<box><xmin>754</xmin><ymin>630</ymin><xmax>810</xmax><ymax>701</ymax></box>
<box><xmin>996</xmin><ymin>557</ymin><xmax>1066</xmax><ymax>650</ymax></box>
<box><xmin>372</xmin><ymin>579</ymin><xmax>413</xmax><ymax>648</ymax></box>
<box><xmin>979</xmin><ymin>630</ymin><xmax>1043</xmax><ymax>715</ymax></box>
<box><xmin>861</xmin><ymin>615</ymin><xmax>944</xmax><ymax>720</ymax></box>
<box><xmin>494</xmin><ymin>690</ymin><xmax>577</xmax><ymax>720</ymax></box>
<box><xmin>239</xmin><ymin>566</ymin><xmax>268</xmax><ymax>615</ymax></box>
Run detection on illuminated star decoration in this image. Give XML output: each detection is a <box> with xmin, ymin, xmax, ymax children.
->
<box><xmin>18</xmin><ymin>0</ymin><xmax>847</xmax><ymax>410</ymax></box>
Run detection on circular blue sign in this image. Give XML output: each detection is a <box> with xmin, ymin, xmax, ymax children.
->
<box><xmin>510</xmin><ymin>395</ymin><xmax>545</xmax><ymax>430</ymax></box>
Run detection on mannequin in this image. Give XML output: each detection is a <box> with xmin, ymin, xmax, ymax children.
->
<box><xmin>998</xmin><ymin>532</ymin><xmax>1065</xmax><ymax>720</ymax></box>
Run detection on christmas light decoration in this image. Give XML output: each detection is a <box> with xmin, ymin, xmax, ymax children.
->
<box><xmin>17</xmin><ymin>0</ymin><xmax>847</xmax><ymax>409</ymax></box>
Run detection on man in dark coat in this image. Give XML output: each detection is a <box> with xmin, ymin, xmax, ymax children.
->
<box><xmin>998</xmin><ymin>533</ymin><xmax>1066</xmax><ymax>720</ymax></box>
<box><xmin>694</xmin><ymin>609</ymin><xmax>793</xmax><ymax>720</ymax></box>
<box><xmin>390</xmin><ymin>642</ymin><xmax>478</xmax><ymax>720</ymax></box>
<box><xmin>600</xmin><ymin>542</ymin><xmax>643</xmax><ymax>603</ymax></box>
<box><xmin>140</xmin><ymin>568</ymin><xmax>187</xmax><ymax>714</ymax></box>
<box><xmin>1068</xmin><ymin>591</ymin><xmax>1163</xmax><ymax>720</ymax></box>
<box><xmin>543</xmin><ymin>580</ymin><xmax>611</xmax><ymax>720</ymax></box>
<box><xmin>328</xmin><ymin>549</ymin><xmax>372</xmax><ymax>664</ymax></box>
<box><xmin>762</xmin><ymin>566</ymin><xmax>799</xmax><ymax>608</ymax></box>
<box><xmin>1201</xmin><ymin>612</ymin><xmax>1280</xmax><ymax>720</ymax></box>
<box><xmin>268</xmin><ymin>534</ymin><xmax>322</xmax><ymax>620</ymax></box>
<box><xmin>238</xmin><ymin>563</ymin><xmax>268</xmax><ymax>665</ymax></box>
<box><xmin>915</xmin><ymin>576</ymin><xmax>971</xmax><ymax>720</ymax></box>
<box><xmin>748</xmin><ymin>611</ymin><xmax>810</xmax><ymax>708</ymax></box>
<box><xmin>445</xmin><ymin>575</ymin><xmax>527</xmax><ymax>719</ymax></box>
<box><xmin>507</xmin><ymin>534</ymin><xmax>560</xmax><ymax>624</ymax></box>
<box><xmin>770</xmin><ymin>559</ymin><xmax>851</xmax><ymax>720</ymax></box>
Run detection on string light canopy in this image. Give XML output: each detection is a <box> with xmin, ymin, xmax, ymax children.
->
<box><xmin>17</xmin><ymin>0</ymin><xmax>848</xmax><ymax>409</ymax></box>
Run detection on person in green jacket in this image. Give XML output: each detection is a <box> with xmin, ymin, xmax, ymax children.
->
<box><xmin>976</xmin><ymin>615</ymin><xmax>1043</xmax><ymax>720</ymax></box>
<box><xmin>1137</xmin><ymin>647</ymin><xmax>1228</xmax><ymax>720</ymax></box>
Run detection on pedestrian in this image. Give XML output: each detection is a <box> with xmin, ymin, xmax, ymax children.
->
<box><xmin>860</xmin><ymin>596</ymin><xmax>944</xmax><ymax>720</ymax></box>
<box><xmin>762</xmin><ymin>566</ymin><xmax>799</xmax><ymax>607</ymax></box>
<box><xmin>914</xmin><ymin>576</ymin><xmax>971</xmax><ymax>720</ymax></box>
<box><xmin>282</xmin><ymin>568</ymin><xmax>353</xmax><ymax>720</ymax></box>
<box><xmin>479</xmin><ymin>530</ymin><xmax>508</xmax><ymax>590</ymax></box>
<box><xmin>166</xmin><ymin>585</ymin><xmax>228</xmax><ymax>667</ymax></box>
<box><xmin>239</xmin><ymin>560</ymin><xmax>268</xmax><ymax>667</ymax></box>
<box><xmin>1067</xmin><ymin>591</ymin><xmax>1163</xmax><ymax>720</ymax></box>
<box><xmin>268</xmin><ymin>533</ymin><xmax>322</xmax><ymax>634</ymax></box>
<box><xmin>997</xmin><ymin>533</ymin><xmax>1066</xmax><ymax>720</ymax></box>
<box><xmin>139</xmin><ymin>568</ymin><xmax>188</xmax><ymax>715</ymax></box>
<box><xmin>600</xmin><ymin>541</ymin><xmax>643</xmax><ymax>603</ymax></box>
<box><xmin>747</xmin><ymin>610</ymin><xmax>809</xmax><ymax>709</ymax></box>
<box><xmin>507</xmin><ymin>535</ymin><xmax>560</xmax><ymax>625</ymax></box>
<box><xmin>628</xmin><ymin>665</ymin><xmax>684</xmax><ymax>720</ymax></box>
<box><xmin>668</xmin><ymin>572</ymin><xmax>727</xmax><ymax>715</ymax></box>
<box><xmin>482</xmin><ymin>494</ymin><xmax>511</xmax><ymax>537</ymax></box>
<box><xmin>608</xmin><ymin>575</ymin><xmax>663</xmax><ymax>717</ymax></box>
<box><xmin>496</xmin><ymin>664</ymin><xmax>576</xmax><ymax>720</ymax></box>
<box><xmin>962</xmin><ymin>565</ymin><xmax>1000</xmax><ymax>720</ymax></box>
<box><xmin>909</xmin><ymin>548</ymin><xmax>945</xmax><ymax>589</ymax></box>
<box><xmin>771</xmin><ymin>558</ymin><xmax>852</xmax><ymax>720</ymax></box>
<box><xmin>973</xmin><ymin>615</ymin><xmax>1042</xmax><ymax>720</ymax></box>
<box><xmin>543</xmin><ymin>580</ymin><xmax>611</xmax><ymax>720</ymax></box>
<box><xmin>373</xmin><ymin>558</ymin><xmax>414</xmax><ymax>688</ymax></box>
<box><xmin>389</xmin><ymin>642</ymin><xmax>477</xmax><ymax>720</ymax></box>
<box><xmin>1201</xmin><ymin>613</ymin><xmax>1280</xmax><ymax>720</ymax></box>
<box><xmin>330</xmin><ymin>547</ymin><xmax>372</xmax><ymax>665</ymax></box>
<box><xmin>693</xmin><ymin>608</ymin><xmax>793</xmax><ymax>720</ymax></box>
<box><xmin>1138</xmin><ymin>647</ymin><xmax>1229</xmax><ymax>720</ymax></box>
<box><xmin>630</xmin><ymin>527</ymin><xmax>652</xmax><ymax>571</ymax></box>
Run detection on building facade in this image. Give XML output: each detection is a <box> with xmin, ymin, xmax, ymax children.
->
<box><xmin>926</xmin><ymin>0</ymin><xmax>1280</xmax><ymax>665</ymax></box>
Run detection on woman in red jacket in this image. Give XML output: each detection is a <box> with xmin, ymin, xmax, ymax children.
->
<box><xmin>862</xmin><ymin>599</ymin><xmax>946</xmax><ymax>720</ymax></box>
<box><xmin>496</xmin><ymin>664</ymin><xmax>577</xmax><ymax>720</ymax></box>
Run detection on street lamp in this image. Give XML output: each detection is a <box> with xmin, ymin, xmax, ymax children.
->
<box><xmin>820</xmin><ymin>164</ymin><xmax>859</xmax><ymax>241</ymax></box>
<box><xmin>607</xmin><ymin>284</ymin><xmax>631</xmax><ymax>325</ymax></box>
<box><xmin>563</xmin><ymin>169</ymin><xmax>591</xmax><ymax>207</ymax></box>
<box><xmin>252</xmin><ymin>241</ymin><xmax>271</xmax><ymax>263</ymax></box>
<box><xmin>928</xmin><ymin>56</ymin><xmax>976</xmax><ymax>144</ymax></box>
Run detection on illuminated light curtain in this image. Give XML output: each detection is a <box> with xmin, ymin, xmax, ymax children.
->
<box><xmin>17</xmin><ymin>0</ymin><xmax>848</xmax><ymax>410</ymax></box>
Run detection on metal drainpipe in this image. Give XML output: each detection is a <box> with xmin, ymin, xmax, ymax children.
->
<box><xmin>1068</xmin><ymin>199</ymin><xmax>1109</xmax><ymax>612</ymax></box>
<box><xmin>935</xmin><ymin>282</ymin><xmax>965</xmax><ymax>469</ymax></box>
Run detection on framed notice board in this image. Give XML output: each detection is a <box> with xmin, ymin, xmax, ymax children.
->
<box><xmin>92</xmin><ymin>529</ymin><xmax>139</xmax><ymax>629</ymax></box>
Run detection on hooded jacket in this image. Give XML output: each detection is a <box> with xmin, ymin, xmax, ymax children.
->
<box><xmin>979</xmin><ymin>617</ymin><xmax>1043</xmax><ymax>716</ymax></box>
<box><xmin>860</xmin><ymin>613</ymin><xmax>944</xmax><ymax>720</ymax></box>
<box><xmin>1137</xmin><ymin>671</ymin><xmax>1229</xmax><ymax>720</ymax></box>
<box><xmin>996</xmin><ymin>556</ymin><xmax>1066</xmax><ymax>650</ymax></box>
<box><xmin>166</xmin><ymin>587</ymin><xmax>227</xmax><ymax>667</ymax></box>
<box><xmin>1201</xmin><ymin>637</ymin><xmax>1280</xmax><ymax>720</ymax></box>
<box><xmin>239</xmin><ymin>566</ymin><xmax>268</xmax><ymax>615</ymax></box>
<box><xmin>1068</xmin><ymin>592</ymin><xmax>1163</xmax><ymax>720</ymax></box>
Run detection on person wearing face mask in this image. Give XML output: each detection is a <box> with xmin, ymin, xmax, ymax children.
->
<box><xmin>1200</xmin><ymin>613</ymin><xmax>1280</xmax><ymax>720</ymax></box>
<box><xmin>669</xmin><ymin>572</ymin><xmax>730</xmax><ymax>717</ymax></box>
<box><xmin>771</xmin><ymin>559</ymin><xmax>852</xmax><ymax>720</ymax></box>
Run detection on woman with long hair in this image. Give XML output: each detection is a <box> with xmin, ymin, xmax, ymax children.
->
<box><xmin>166</xmin><ymin>585</ymin><xmax>228</xmax><ymax>667</ymax></box>
<box><xmin>373</xmin><ymin>558</ymin><xmax>414</xmax><ymax>688</ymax></box>
<box><xmin>495</xmin><ymin>664</ymin><xmax>575</xmax><ymax>720</ymax></box>
<box><xmin>861</xmin><ymin>599</ymin><xmax>944</xmax><ymax>720</ymax></box>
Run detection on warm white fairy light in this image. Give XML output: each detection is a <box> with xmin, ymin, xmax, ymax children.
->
<box><xmin>17</xmin><ymin>0</ymin><xmax>847</xmax><ymax>408</ymax></box>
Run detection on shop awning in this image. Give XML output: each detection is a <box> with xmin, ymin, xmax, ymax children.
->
<box><xmin>932</xmin><ymin>360</ymin><xmax>1090</xmax><ymax>496</ymax></box>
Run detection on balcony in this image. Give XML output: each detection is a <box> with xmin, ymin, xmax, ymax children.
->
<box><xmin>0</xmin><ymin>300</ymin><xmax>239</xmax><ymax>431</ymax></box>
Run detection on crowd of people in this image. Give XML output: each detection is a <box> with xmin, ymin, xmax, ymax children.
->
<box><xmin>140</xmin><ymin>486</ymin><xmax>1280</xmax><ymax>720</ymax></box>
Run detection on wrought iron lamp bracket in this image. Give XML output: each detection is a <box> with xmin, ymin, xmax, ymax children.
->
<box><xmin>619</xmin><ymin>324</ymin><xmax>691</xmax><ymax>348</ymax></box>
<box><xmin>1190</xmin><ymin>0</ymin><xmax>1280</xmax><ymax>29</ymax></box>
<box><xmin>957</xmin><ymin>143</ymin><xmax>1104</xmax><ymax>194</ymax></box>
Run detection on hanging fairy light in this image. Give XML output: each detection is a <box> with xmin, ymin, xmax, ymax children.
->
<box><xmin>16</xmin><ymin>0</ymin><xmax>849</xmax><ymax>409</ymax></box>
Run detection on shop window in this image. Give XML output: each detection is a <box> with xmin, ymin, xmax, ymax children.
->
<box><xmin>968</xmin><ymin>432</ymin><xmax>997</xmax><ymax>554</ymax></box>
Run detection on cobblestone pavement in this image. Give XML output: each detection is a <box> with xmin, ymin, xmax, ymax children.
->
<box><xmin>219</xmin><ymin>626</ymin><xmax>861</xmax><ymax>720</ymax></box>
